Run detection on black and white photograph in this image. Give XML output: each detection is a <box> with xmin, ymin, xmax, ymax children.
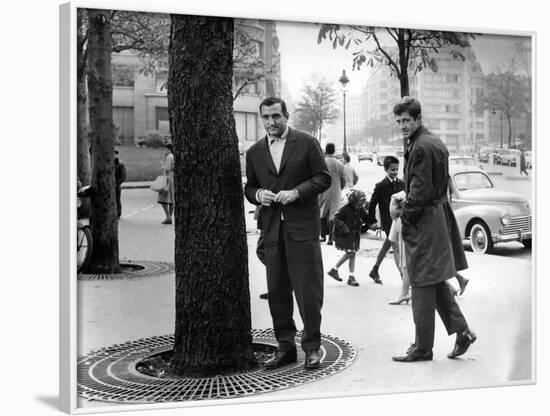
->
<box><xmin>4</xmin><ymin>0</ymin><xmax>547</xmax><ymax>415</ymax></box>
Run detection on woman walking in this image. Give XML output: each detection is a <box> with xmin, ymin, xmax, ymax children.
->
<box><xmin>158</xmin><ymin>143</ymin><xmax>175</xmax><ymax>224</ymax></box>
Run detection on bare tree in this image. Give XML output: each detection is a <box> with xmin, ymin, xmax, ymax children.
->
<box><xmin>293</xmin><ymin>77</ymin><xmax>338</xmax><ymax>141</ymax></box>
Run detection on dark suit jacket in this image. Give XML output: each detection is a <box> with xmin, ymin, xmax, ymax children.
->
<box><xmin>367</xmin><ymin>176</ymin><xmax>405</xmax><ymax>234</ymax></box>
<box><xmin>244</xmin><ymin>127</ymin><xmax>331</xmax><ymax>247</ymax></box>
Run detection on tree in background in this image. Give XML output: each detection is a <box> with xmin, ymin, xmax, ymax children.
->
<box><xmin>513</xmin><ymin>40</ymin><xmax>532</xmax><ymax>148</ymax></box>
<box><xmin>317</xmin><ymin>26</ymin><xmax>477</xmax><ymax>152</ymax></box>
<box><xmin>476</xmin><ymin>64</ymin><xmax>530</xmax><ymax>148</ymax></box>
<box><xmin>364</xmin><ymin>118</ymin><xmax>396</xmax><ymax>148</ymax></box>
<box><xmin>85</xmin><ymin>9</ymin><xmax>120</xmax><ymax>274</ymax></box>
<box><xmin>318</xmin><ymin>26</ymin><xmax>476</xmax><ymax>98</ymax></box>
<box><xmin>168</xmin><ymin>14</ymin><xmax>256</xmax><ymax>377</ymax></box>
<box><xmin>292</xmin><ymin>77</ymin><xmax>338</xmax><ymax>141</ymax></box>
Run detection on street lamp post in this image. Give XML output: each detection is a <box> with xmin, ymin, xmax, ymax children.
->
<box><xmin>339</xmin><ymin>69</ymin><xmax>349</xmax><ymax>154</ymax></box>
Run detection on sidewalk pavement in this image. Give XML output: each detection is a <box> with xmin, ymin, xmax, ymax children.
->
<box><xmin>77</xmin><ymin>194</ymin><xmax>533</xmax><ymax>408</ymax></box>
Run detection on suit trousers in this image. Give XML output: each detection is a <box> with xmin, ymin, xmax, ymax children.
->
<box><xmin>411</xmin><ymin>281</ymin><xmax>468</xmax><ymax>351</ymax></box>
<box><xmin>265</xmin><ymin>221</ymin><xmax>324</xmax><ymax>352</ymax></box>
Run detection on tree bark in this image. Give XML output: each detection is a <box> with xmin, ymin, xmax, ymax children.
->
<box><xmin>85</xmin><ymin>9</ymin><xmax>121</xmax><ymax>274</ymax></box>
<box><xmin>77</xmin><ymin>10</ymin><xmax>91</xmax><ymax>186</ymax></box>
<box><xmin>168</xmin><ymin>15</ymin><xmax>256</xmax><ymax>377</ymax></box>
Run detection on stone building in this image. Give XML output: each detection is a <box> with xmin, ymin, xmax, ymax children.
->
<box><xmin>111</xmin><ymin>19</ymin><xmax>281</xmax><ymax>148</ymax></box>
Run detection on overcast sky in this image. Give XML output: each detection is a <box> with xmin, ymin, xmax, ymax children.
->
<box><xmin>276</xmin><ymin>20</ymin><xmax>531</xmax><ymax>101</ymax></box>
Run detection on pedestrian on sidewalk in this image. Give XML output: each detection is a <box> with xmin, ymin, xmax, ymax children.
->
<box><xmin>391</xmin><ymin>96</ymin><xmax>476</xmax><ymax>362</ymax></box>
<box><xmin>114</xmin><ymin>150</ymin><xmax>126</xmax><ymax>218</ymax></box>
<box><xmin>366</xmin><ymin>155</ymin><xmax>405</xmax><ymax>284</ymax></box>
<box><xmin>158</xmin><ymin>143</ymin><xmax>175</xmax><ymax>224</ymax></box>
<box><xmin>244</xmin><ymin>96</ymin><xmax>331</xmax><ymax>370</ymax></box>
<box><xmin>342</xmin><ymin>153</ymin><xmax>359</xmax><ymax>195</ymax></box>
<box><xmin>319</xmin><ymin>143</ymin><xmax>346</xmax><ymax>245</ymax></box>
<box><xmin>327</xmin><ymin>189</ymin><xmax>367</xmax><ymax>287</ymax></box>
<box><xmin>520</xmin><ymin>148</ymin><xmax>529</xmax><ymax>176</ymax></box>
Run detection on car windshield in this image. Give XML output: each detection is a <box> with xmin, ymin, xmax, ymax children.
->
<box><xmin>453</xmin><ymin>172</ymin><xmax>493</xmax><ymax>191</ymax></box>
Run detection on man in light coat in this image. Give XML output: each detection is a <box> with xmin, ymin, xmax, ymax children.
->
<box><xmin>319</xmin><ymin>143</ymin><xmax>346</xmax><ymax>245</ymax></box>
<box><xmin>391</xmin><ymin>97</ymin><xmax>476</xmax><ymax>362</ymax></box>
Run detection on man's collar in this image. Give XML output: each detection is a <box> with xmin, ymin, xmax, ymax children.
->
<box><xmin>407</xmin><ymin>125</ymin><xmax>426</xmax><ymax>146</ymax></box>
<box><xmin>269</xmin><ymin>125</ymin><xmax>290</xmax><ymax>144</ymax></box>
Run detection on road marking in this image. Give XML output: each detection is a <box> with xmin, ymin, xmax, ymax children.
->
<box><xmin>123</xmin><ymin>204</ymin><xmax>156</xmax><ymax>218</ymax></box>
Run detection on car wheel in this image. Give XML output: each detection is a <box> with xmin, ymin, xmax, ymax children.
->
<box><xmin>523</xmin><ymin>239</ymin><xmax>532</xmax><ymax>249</ymax></box>
<box><xmin>469</xmin><ymin>221</ymin><xmax>493</xmax><ymax>254</ymax></box>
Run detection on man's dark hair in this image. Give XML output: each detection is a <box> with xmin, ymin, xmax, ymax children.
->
<box><xmin>259</xmin><ymin>97</ymin><xmax>289</xmax><ymax>117</ymax></box>
<box><xmin>325</xmin><ymin>143</ymin><xmax>336</xmax><ymax>155</ymax></box>
<box><xmin>383</xmin><ymin>155</ymin><xmax>400</xmax><ymax>170</ymax></box>
<box><xmin>393</xmin><ymin>96</ymin><xmax>422</xmax><ymax>120</ymax></box>
<box><xmin>343</xmin><ymin>153</ymin><xmax>351</xmax><ymax>163</ymax></box>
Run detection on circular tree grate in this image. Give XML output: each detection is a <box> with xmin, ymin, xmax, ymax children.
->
<box><xmin>78</xmin><ymin>260</ymin><xmax>174</xmax><ymax>281</ymax></box>
<box><xmin>78</xmin><ymin>329</ymin><xmax>356</xmax><ymax>404</ymax></box>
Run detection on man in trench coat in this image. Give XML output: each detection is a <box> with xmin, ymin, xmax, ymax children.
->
<box><xmin>391</xmin><ymin>97</ymin><xmax>477</xmax><ymax>362</ymax></box>
<box><xmin>245</xmin><ymin>97</ymin><xmax>331</xmax><ymax>370</ymax></box>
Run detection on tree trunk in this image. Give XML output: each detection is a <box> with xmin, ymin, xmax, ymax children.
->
<box><xmin>397</xmin><ymin>29</ymin><xmax>410</xmax><ymax>155</ymax></box>
<box><xmin>506</xmin><ymin>112</ymin><xmax>512</xmax><ymax>149</ymax></box>
<box><xmin>85</xmin><ymin>9</ymin><xmax>121</xmax><ymax>274</ymax></box>
<box><xmin>168</xmin><ymin>15</ymin><xmax>256</xmax><ymax>377</ymax></box>
<box><xmin>77</xmin><ymin>10</ymin><xmax>90</xmax><ymax>186</ymax></box>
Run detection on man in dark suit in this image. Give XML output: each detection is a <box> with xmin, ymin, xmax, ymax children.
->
<box><xmin>245</xmin><ymin>97</ymin><xmax>331</xmax><ymax>370</ymax></box>
<box><xmin>366</xmin><ymin>155</ymin><xmax>404</xmax><ymax>283</ymax></box>
<box><xmin>391</xmin><ymin>97</ymin><xmax>476</xmax><ymax>362</ymax></box>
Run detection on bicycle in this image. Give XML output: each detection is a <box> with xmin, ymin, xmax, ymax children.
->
<box><xmin>77</xmin><ymin>185</ymin><xmax>93</xmax><ymax>272</ymax></box>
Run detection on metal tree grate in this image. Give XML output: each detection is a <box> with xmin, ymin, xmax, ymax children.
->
<box><xmin>77</xmin><ymin>260</ymin><xmax>174</xmax><ymax>280</ymax></box>
<box><xmin>78</xmin><ymin>329</ymin><xmax>356</xmax><ymax>403</ymax></box>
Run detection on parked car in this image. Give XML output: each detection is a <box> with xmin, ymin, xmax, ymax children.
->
<box><xmin>449</xmin><ymin>165</ymin><xmax>532</xmax><ymax>254</ymax></box>
<box><xmin>376</xmin><ymin>146</ymin><xmax>397</xmax><ymax>166</ymax></box>
<box><xmin>499</xmin><ymin>149</ymin><xmax>521</xmax><ymax>166</ymax></box>
<box><xmin>478</xmin><ymin>146</ymin><xmax>496</xmax><ymax>163</ymax></box>
<box><xmin>449</xmin><ymin>155</ymin><xmax>476</xmax><ymax>166</ymax></box>
<box><xmin>358</xmin><ymin>151</ymin><xmax>373</xmax><ymax>162</ymax></box>
<box><xmin>524</xmin><ymin>150</ymin><xmax>532</xmax><ymax>169</ymax></box>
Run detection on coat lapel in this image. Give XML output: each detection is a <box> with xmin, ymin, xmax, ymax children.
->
<box><xmin>278</xmin><ymin>127</ymin><xmax>297</xmax><ymax>174</ymax></box>
<box><xmin>260</xmin><ymin>135</ymin><xmax>278</xmax><ymax>175</ymax></box>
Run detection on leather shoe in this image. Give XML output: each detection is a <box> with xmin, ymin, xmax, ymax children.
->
<box><xmin>392</xmin><ymin>344</ymin><xmax>433</xmax><ymax>362</ymax></box>
<box><xmin>304</xmin><ymin>350</ymin><xmax>321</xmax><ymax>369</ymax></box>
<box><xmin>447</xmin><ymin>328</ymin><xmax>477</xmax><ymax>359</ymax></box>
<box><xmin>264</xmin><ymin>348</ymin><xmax>297</xmax><ymax>369</ymax></box>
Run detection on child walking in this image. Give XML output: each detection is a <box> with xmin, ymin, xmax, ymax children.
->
<box><xmin>366</xmin><ymin>155</ymin><xmax>405</xmax><ymax>284</ymax></box>
<box><xmin>327</xmin><ymin>190</ymin><xmax>368</xmax><ymax>287</ymax></box>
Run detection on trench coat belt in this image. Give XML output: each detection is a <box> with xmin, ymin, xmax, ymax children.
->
<box><xmin>430</xmin><ymin>194</ymin><xmax>449</xmax><ymax>206</ymax></box>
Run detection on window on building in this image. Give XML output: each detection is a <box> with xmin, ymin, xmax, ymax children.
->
<box><xmin>156</xmin><ymin>107</ymin><xmax>170</xmax><ymax>133</ymax></box>
<box><xmin>447</xmin><ymin>119</ymin><xmax>459</xmax><ymax>130</ymax></box>
<box><xmin>112</xmin><ymin>64</ymin><xmax>135</xmax><ymax>87</ymax></box>
<box><xmin>156</xmin><ymin>71</ymin><xmax>168</xmax><ymax>92</ymax></box>
<box><xmin>445</xmin><ymin>74</ymin><xmax>459</xmax><ymax>83</ymax></box>
<box><xmin>235</xmin><ymin>112</ymin><xmax>258</xmax><ymax>141</ymax></box>
<box><xmin>476</xmin><ymin>122</ymin><xmax>484</xmax><ymax>129</ymax></box>
<box><xmin>476</xmin><ymin>133</ymin><xmax>485</xmax><ymax>140</ymax></box>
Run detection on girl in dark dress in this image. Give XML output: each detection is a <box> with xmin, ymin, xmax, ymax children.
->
<box><xmin>327</xmin><ymin>190</ymin><xmax>367</xmax><ymax>287</ymax></box>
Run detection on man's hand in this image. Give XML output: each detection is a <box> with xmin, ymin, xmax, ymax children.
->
<box><xmin>258</xmin><ymin>189</ymin><xmax>277</xmax><ymax>206</ymax></box>
<box><xmin>275</xmin><ymin>189</ymin><xmax>299</xmax><ymax>205</ymax></box>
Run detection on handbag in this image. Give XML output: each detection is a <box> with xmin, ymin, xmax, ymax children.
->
<box><xmin>150</xmin><ymin>175</ymin><xmax>168</xmax><ymax>192</ymax></box>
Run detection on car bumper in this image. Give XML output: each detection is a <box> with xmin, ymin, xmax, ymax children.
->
<box><xmin>493</xmin><ymin>231</ymin><xmax>532</xmax><ymax>243</ymax></box>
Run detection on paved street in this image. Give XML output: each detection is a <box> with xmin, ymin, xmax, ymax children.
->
<box><xmin>78</xmin><ymin>162</ymin><xmax>533</xmax><ymax>408</ymax></box>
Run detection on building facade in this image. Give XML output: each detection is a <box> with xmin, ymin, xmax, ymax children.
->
<box><xmin>363</xmin><ymin>46</ymin><xmax>489</xmax><ymax>154</ymax></box>
<box><xmin>111</xmin><ymin>19</ymin><xmax>281</xmax><ymax>147</ymax></box>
